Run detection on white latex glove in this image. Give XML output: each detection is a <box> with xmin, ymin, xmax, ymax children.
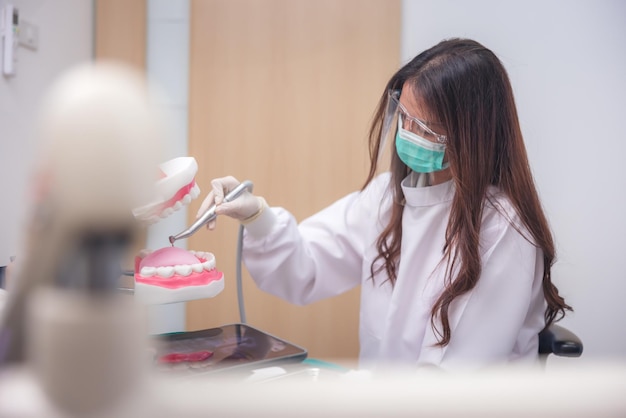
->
<box><xmin>196</xmin><ymin>176</ymin><xmax>262</xmax><ymax>230</ymax></box>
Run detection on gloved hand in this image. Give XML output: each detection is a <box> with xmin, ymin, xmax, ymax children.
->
<box><xmin>196</xmin><ymin>176</ymin><xmax>263</xmax><ymax>230</ymax></box>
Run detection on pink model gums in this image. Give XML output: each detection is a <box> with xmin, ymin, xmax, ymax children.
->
<box><xmin>134</xmin><ymin>247</ymin><xmax>224</xmax><ymax>305</ymax></box>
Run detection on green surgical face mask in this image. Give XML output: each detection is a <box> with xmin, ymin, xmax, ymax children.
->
<box><xmin>395</xmin><ymin>117</ymin><xmax>448</xmax><ymax>173</ymax></box>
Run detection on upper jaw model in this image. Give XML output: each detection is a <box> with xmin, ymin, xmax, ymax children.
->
<box><xmin>132</xmin><ymin>157</ymin><xmax>201</xmax><ymax>225</ymax></box>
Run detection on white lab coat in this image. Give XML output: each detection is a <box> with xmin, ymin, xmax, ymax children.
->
<box><xmin>242</xmin><ymin>172</ymin><xmax>546</xmax><ymax>371</ymax></box>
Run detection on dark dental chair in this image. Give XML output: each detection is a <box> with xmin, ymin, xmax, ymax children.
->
<box><xmin>538</xmin><ymin>323</ymin><xmax>583</xmax><ymax>365</ymax></box>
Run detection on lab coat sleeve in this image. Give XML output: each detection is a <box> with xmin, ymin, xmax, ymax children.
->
<box><xmin>241</xmin><ymin>174</ymin><xmax>390</xmax><ymax>305</ymax></box>
<box><xmin>418</xmin><ymin>205</ymin><xmax>547</xmax><ymax>370</ymax></box>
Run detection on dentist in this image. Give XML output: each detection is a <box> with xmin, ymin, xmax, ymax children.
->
<box><xmin>197</xmin><ymin>38</ymin><xmax>571</xmax><ymax>371</ymax></box>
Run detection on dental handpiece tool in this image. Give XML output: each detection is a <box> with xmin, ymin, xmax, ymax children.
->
<box><xmin>168</xmin><ymin>180</ymin><xmax>254</xmax><ymax>245</ymax></box>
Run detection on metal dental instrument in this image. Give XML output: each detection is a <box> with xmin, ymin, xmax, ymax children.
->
<box><xmin>168</xmin><ymin>180</ymin><xmax>254</xmax><ymax>245</ymax></box>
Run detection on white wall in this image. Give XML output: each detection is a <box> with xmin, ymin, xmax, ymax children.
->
<box><xmin>144</xmin><ymin>0</ymin><xmax>190</xmax><ymax>334</ymax></box>
<box><xmin>0</xmin><ymin>0</ymin><xmax>93</xmax><ymax>265</ymax></box>
<box><xmin>401</xmin><ymin>0</ymin><xmax>626</xmax><ymax>361</ymax></box>
<box><xmin>145</xmin><ymin>0</ymin><xmax>190</xmax><ymax>252</ymax></box>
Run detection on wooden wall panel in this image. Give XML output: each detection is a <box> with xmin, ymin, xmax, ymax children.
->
<box><xmin>94</xmin><ymin>0</ymin><xmax>147</xmax><ymax>70</ymax></box>
<box><xmin>187</xmin><ymin>0</ymin><xmax>400</xmax><ymax>361</ymax></box>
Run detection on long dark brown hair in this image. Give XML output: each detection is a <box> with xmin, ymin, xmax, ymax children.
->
<box><xmin>364</xmin><ymin>38</ymin><xmax>571</xmax><ymax>346</ymax></box>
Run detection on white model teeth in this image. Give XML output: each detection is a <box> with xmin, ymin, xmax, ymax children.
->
<box><xmin>141</xmin><ymin>266</ymin><xmax>157</xmax><ymax>277</ymax></box>
<box><xmin>190</xmin><ymin>251</ymin><xmax>215</xmax><ymax>264</ymax></box>
<box><xmin>156</xmin><ymin>266</ymin><xmax>175</xmax><ymax>278</ymax></box>
<box><xmin>156</xmin><ymin>184</ymin><xmax>201</xmax><ymax>219</ymax></box>
<box><xmin>135</xmin><ymin>183</ymin><xmax>202</xmax><ymax>224</ymax></box>
<box><xmin>190</xmin><ymin>183</ymin><xmax>200</xmax><ymax>199</ymax></box>
<box><xmin>139</xmin><ymin>260</ymin><xmax>215</xmax><ymax>278</ymax></box>
<box><xmin>175</xmin><ymin>265</ymin><xmax>193</xmax><ymax>276</ymax></box>
<box><xmin>137</xmin><ymin>248</ymin><xmax>216</xmax><ymax>278</ymax></box>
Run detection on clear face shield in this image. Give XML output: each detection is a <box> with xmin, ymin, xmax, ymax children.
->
<box><xmin>378</xmin><ymin>90</ymin><xmax>401</xmax><ymax>163</ymax></box>
<box><xmin>380</xmin><ymin>90</ymin><xmax>449</xmax><ymax>187</ymax></box>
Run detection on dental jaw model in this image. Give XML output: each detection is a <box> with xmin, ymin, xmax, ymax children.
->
<box><xmin>134</xmin><ymin>247</ymin><xmax>224</xmax><ymax>305</ymax></box>
<box><xmin>131</xmin><ymin>156</ymin><xmax>225</xmax><ymax>305</ymax></box>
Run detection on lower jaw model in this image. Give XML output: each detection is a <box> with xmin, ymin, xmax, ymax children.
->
<box><xmin>134</xmin><ymin>247</ymin><xmax>224</xmax><ymax>305</ymax></box>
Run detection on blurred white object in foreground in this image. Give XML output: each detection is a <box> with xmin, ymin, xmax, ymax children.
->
<box><xmin>0</xmin><ymin>362</ymin><xmax>624</xmax><ymax>417</ymax></box>
<box><xmin>0</xmin><ymin>61</ymin><xmax>167</xmax><ymax>415</ymax></box>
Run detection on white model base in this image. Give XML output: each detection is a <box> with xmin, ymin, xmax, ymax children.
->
<box><xmin>134</xmin><ymin>275</ymin><xmax>224</xmax><ymax>305</ymax></box>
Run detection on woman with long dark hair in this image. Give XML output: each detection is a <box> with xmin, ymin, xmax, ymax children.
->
<box><xmin>199</xmin><ymin>38</ymin><xmax>571</xmax><ymax>370</ymax></box>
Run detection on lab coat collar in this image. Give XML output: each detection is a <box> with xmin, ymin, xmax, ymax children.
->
<box><xmin>401</xmin><ymin>175</ymin><xmax>454</xmax><ymax>207</ymax></box>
